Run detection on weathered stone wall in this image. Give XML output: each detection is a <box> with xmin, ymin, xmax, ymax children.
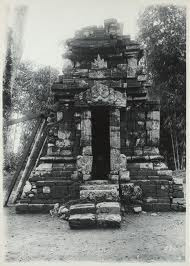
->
<box><xmin>47</xmin><ymin>107</ymin><xmax>75</xmax><ymax>157</ymax></box>
<box><xmin>120</xmin><ymin>101</ymin><xmax>160</xmax><ymax>157</ymax></box>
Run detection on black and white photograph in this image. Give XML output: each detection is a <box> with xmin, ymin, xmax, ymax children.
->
<box><xmin>0</xmin><ymin>0</ymin><xmax>188</xmax><ymax>263</ymax></box>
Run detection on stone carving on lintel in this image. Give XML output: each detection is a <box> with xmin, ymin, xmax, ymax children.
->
<box><xmin>76</xmin><ymin>81</ymin><xmax>126</xmax><ymax>107</ymax></box>
<box><xmin>91</xmin><ymin>54</ymin><xmax>107</xmax><ymax>69</ymax></box>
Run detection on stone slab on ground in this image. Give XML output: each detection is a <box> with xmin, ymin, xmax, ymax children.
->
<box><xmin>133</xmin><ymin>206</ymin><xmax>142</xmax><ymax>213</ymax></box>
<box><xmin>96</xmin><ymin>202</ymin><xmax>120</xmax><ymax>214</ymax></box>
<box><xmin>142</xmin><ymin>203</ymin><xmax>171</xmax><ymax>212</ymax></box>
<box><xmin>69</xmin><ymin>203</ymin><xmax>96</xmax><ymax>215</ymax></box>
<box><xmin>15</xmin><ymin>203</ymin><xmax>54</xmax><ymax>213</ymax></box>
<box><xmin>69</xmin><ymin>213</ymin><xmax>96</xmax><ymax>229</ymax></box>
<box><xmin>97</xmin><ymin>213</ymin><xmax>121</xmax><ymax>228</ymax></box>
<box><xmin>80</xmin><ymin>189</ymin><xmax>119</xmax><ymax>202</ymax></box>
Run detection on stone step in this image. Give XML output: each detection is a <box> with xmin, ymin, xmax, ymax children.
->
<box><xmin>97</xmin><ymin>214</ymin><xmax>121</xmax><ymax>228</ymax></box>
<box><xmin>15</xmin><ymin>203</ymin><xmax>54</xmax><ymax>213</ymax></box>
<box><xmin>85</xmin><ymin>180</ymin><xmax>109</xmax><ymax>185</ymax></box>
<box><xmin>96</xmin><ymin>202</ymin><xmax>120</xmax><ymax>214</ymax></box>
<box><xmin>80</xmin><ymin>184</ymin><xmax>119</xmax><ymax>191</ymax></box>
<box><xmin>69</xmin><ymin>213</ymin><xmax>96</xmax><ymax>229</ymax></box>
<box><xmin>80</xmin><ymin>189</ymin><xmax>119</xmax><ymax>202</ymax></box>
<box><xmin>69</xmin><ymin>203</ymin><xmax>96</xmax><ymax>215</ymax></box>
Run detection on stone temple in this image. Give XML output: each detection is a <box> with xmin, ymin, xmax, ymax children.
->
<box><xmin>16</xmin><ymin>19</ymin><xmax>184</xmax><ymax>227</ymax></box>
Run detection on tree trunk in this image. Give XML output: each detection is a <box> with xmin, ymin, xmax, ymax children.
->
<box><xmin>169</xmin><ymin>122</ymin><xmax>177</xmax><ymax>170</ymax></box>
<box><xmin>175</xmin><ymin>135</ymin><xmax>180</xmax><ymax>170</ymax></box>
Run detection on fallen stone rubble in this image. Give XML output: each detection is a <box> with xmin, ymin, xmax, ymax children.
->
<box><xmin>50</xmin><ymin>201</ymin><xmax>123</xmax><ymax>229</ymax></box>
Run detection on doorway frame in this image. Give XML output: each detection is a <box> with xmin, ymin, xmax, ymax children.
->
<box><xmin>77</xmin><ymin>106</ymin><xmax>121</xmax><ymax>181</ymax></box>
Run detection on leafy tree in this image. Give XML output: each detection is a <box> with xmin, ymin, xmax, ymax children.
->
<box><xmin>4</xmin><ymin>61</ymin><xmax>59</xmax><ymax>171</ymax></box>
<box><xmin>137</xmin><ymin>5</ymin><xmax>186</xmax><ymax>169</ymax></box>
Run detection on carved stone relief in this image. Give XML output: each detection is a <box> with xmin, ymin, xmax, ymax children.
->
<box><xmin>77</xmin><ymin>81</ymin><xmax>126</xmax><ymax>107</ymax></box>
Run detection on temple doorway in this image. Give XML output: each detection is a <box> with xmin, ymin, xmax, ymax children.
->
<box><xmin>91</xmin><ymin>107</ymin><xmax>110</xmax><ymax>179</ymax></box>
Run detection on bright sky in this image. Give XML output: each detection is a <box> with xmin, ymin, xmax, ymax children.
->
<box><xmin>6</xmin><ymin>0</ymin><xmax>187</xmax><ymax>72</ymax></box>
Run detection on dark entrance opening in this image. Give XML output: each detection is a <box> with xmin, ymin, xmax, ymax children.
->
<box><xmin>91</xmin><ymin>107</ymin><xmax>110</xmax><ymax>179</ymax></box>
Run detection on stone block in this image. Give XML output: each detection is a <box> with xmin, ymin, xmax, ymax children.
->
<box><xmin>119</xmin><ymin>170</ymin><xmax>130</xmax><ymax>182</ymax></box>
<box><xmin>172</xmin><ymin>198</ymin><xmax>185</xmax><ymax>204</ymax></box>
<box><xmin>127</xmin><ymin>57</ymin><xmax>137</xmax><ymax>78</ymax></box>
<box><xmin>28</xmin><ymin>204</ymin><xmax>54</xmax><ymax>213</ymax></box>
<box><xmin>82</xmin><ymin>146</ymin><xmax>92</xmax><ymax>155</ymax></box>
<box><xmin>58</xmin><ymin>206</ymin><xmax>69</xmax><ymax>215</ymax></box>
<box><xmin>83</xmin><ymin>174</ymin><xmax>91</xmax><ymax>181</ymax></box>
<box><xmin>128</xmin><ymin>163</ymin><xmax>153</xmax><ymax>170</ymax></box>
<box><xmin>70</xmin><ymin>203</ymin><xmax>96</xmax><ymax>215</ymax></box>
<box><xmin>171</xmin><ymin>203</ymin><xmax>186</xmax><ymax>212</ymax></box>
<box><xmin>173</xmin><ymin>178</ymin><xmax>183</xmax><ymax>185</ymax></box>
<box><xmin>71</xmin><ymin>172</ymin><xmax>79</xmax><ymax>180</ymax></box>
<box><xmin>80</xmin><ymin>189</ymin><xmax>119</xmax><ymax>202</ymax></box>
<box><xmin>153</xmin><ymin>162</ymin><xmax>168</xmax><ymax>170</ymax></box>
<box><xmin>80</xmin><ymin>136</ymin><xmax>92</xmax><ymax>146</ymax></box>
<box><xmin>134</xmin><ymin>148</ymin><xmax>143</xmax><ymax>156</ymax></box>
<box><xmin>36</xmin><ymin>163</ymin><xmax>53</xmax><ymax>171</ymax></box>
<box><xmin>109</xmin><ymin>174</ymin><xmax>119</xmax><ymax>182</ymax></box>
<box><xmin>60</xmin><ymin>149</ymin><xmax>72</xmax><ymax>156</ymax></box>
<box><xmin>77</xmin><ymin>155</ymin><xmax>93</xmax><ymax>175</ymax></box>
<box><xmin>15</xmin><ymin>203</ymin><xmax>29</xmax><ymax>213</ymax></box>
<box><xmin>147</xmin><ymin>130</ymin><xmax>159</xmax><ymax>146</ymax></box>
<box><xmin>42</xmin><ymin>186</ymin><xmax>51</xmax><ymax>194</ymax></box>
<box><xmin>69</xmin><ymin>213</ymin><xmax>96</xmax><ymax>229</ymax></box>
<box><xmin>136</xmin><ymin>112</ymin><xmax>145</xmax><ymax>120</ymax></box>
<box><xmin>143</xmin><ymin>146</ymin><xmax>159</xmax><ymax>155</ymax></box>
<box><xmin>110</xmin><ymin>131</ymin><xmax>120</xmax><ymax>148</ymax></box>
<box><xmin>133</xmin><ymin>206</ymin><xmax>142</xmax><ymax>213</ymax></box>
<box><xmin>142</xmin><ymin>203</ymin><xmax>171</xmax><ymax>212</ymax></box>
<box><xmin>110</xmin><ymin>149</ymin><xmax>120</xmax><ymax>171</ymax></box>
<box><xmin>156</xmin><ymin>170</ymin><xmax>172</xmax><ymax>176</ymax></box>
<box><xmin>96</xmin><ymin>202</ymin><xmax>120</xmax><ymax>214</ymax></box>
<box><xmin>172</xmin><ymin>191</ymin><xmax>184</xmax><ymax>198</ymax></box>
<box><xmin>119</xmin><ymin>154</ymin><xmax>127</xmax><ymax>169</ymax></box>
<box><xmin>147</xmin><ymin>111</ymin><xmax>160</xmax><ymax>121</ymax></box>
<box><xmin>85</xmin><ymin>180</ymin><xmax>109</xmax><ymax>185</ymax></box>
<box><xmin>97</xmin><ymin>214</ymin><xmax>121</xmax><ymax>228</ymax></box>
<box><xmin>146</xmin><ymin>120</ymin><xmax>160</xmax><ymax>131</ymax></box>
<box><xmin>144</xmin><ymin>197</ymin><xmax>158</xmax><ymax>203</ymax></box>
<box><xmin>56</xmin><ymin>139</ymin><xmax>71</xmax><ymax>148</ymax></box>
<box><xmin>81</xmin><ymin>118</ymin><xmax>91</xmax><ymax>136</ymax></box>
<box><xmin>173</xmin><ymin>184</ymin><xmax>183</xmax><ymax>190</ymax></box>
<box><xmin>80</xmin><ymin>184</ymin><xmax>119</xmax><ymax>191</ymax></box>
<box><xmin>57</xmin><ymin>111</ymin><xmax>63</xmax><ymax>121</ymax></box>
<box><xmin>156</xmin><ymin>190</ymin><xmax>170</xmax><ymax>198</ymax></box>
<box><xmin>136</xmin><ymin>121</ymin><xmax>145</xmax><ymax>130</ymax></box>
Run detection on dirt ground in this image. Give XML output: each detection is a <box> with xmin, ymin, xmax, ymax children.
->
<box><xmin>3</xmin><ymin>207</ymin><xmax>185</xmax><ymax>262</ymax></box>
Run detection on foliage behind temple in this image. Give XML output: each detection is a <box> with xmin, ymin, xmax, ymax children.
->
<box><xmin>137</xmin><ymin>5</ymin><xmax>186</xmax><ymax>169</ymax></box>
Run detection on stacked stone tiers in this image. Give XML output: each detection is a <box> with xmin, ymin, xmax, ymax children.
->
<box><xmin>16</xmin><ymin>156</ymin><xmax>80</xmax><ymax>212</ymax></box>
<box><xmin>15</xmin><ymin>19</ymin><xmax>185</xmax><ymax>214</ymax></box>
<box><xmin>126</xmin><ymin>162</ymin><xmax>185</xmax><ymax>212</ymax></box>
<box><xmin>69</xmin><ymin>180</ymin><xmax>121</xmax><ymax>229</ymax></box>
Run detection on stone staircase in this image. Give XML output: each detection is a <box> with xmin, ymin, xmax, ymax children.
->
<box><xmin>68</xmin><ymin>180</ymin><xmax>122</xmax><ymax>229</ymax></box>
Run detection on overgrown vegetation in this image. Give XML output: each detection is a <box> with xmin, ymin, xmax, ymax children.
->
<box><xmin>3</xmin><ymin>60</ymin><xmax>59</xmax><ymax>171</ymax></box>
<box><xmin>137</xmin><ymin>5</ymin><xmax>186</xmax><ymax>170</ymax></box>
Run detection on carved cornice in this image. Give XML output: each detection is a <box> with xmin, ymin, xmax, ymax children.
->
<box><xmin>75</xmin><ymin>81</ymin><xmax>126</xmax><ymax>107</ymax></box>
